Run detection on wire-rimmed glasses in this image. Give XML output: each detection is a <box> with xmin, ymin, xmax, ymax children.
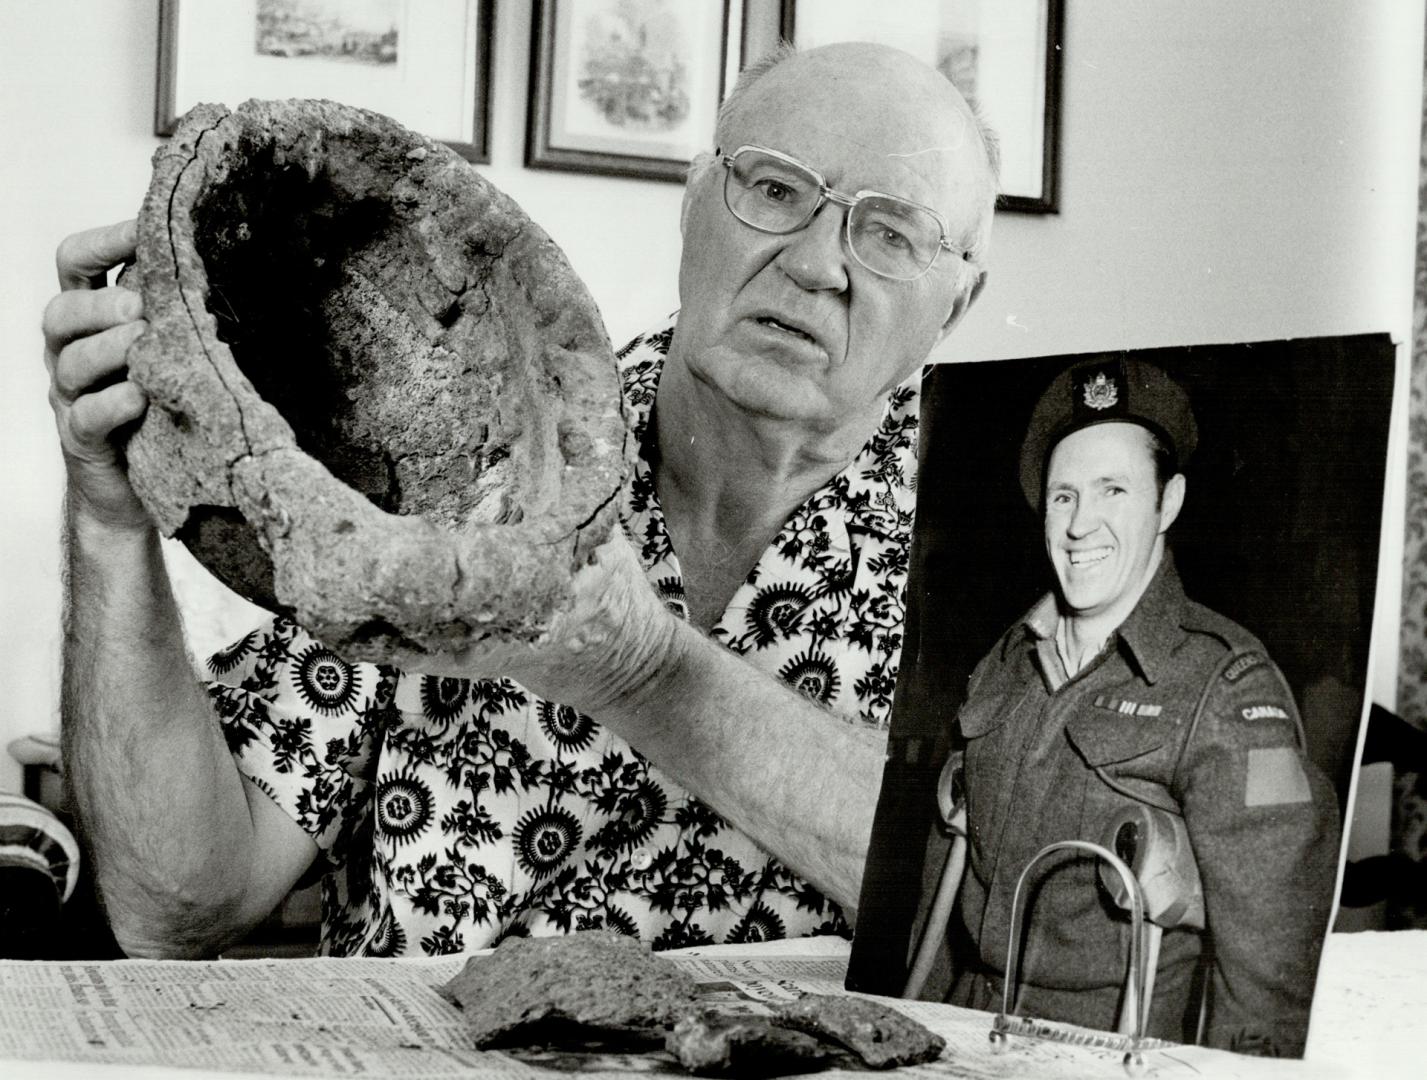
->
<box><xmin>719</xmin><ymin>144</ymin><xmax>969</xmax><ymax>281</ymax></box>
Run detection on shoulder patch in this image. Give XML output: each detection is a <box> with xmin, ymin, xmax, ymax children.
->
<box><xmin>1221</xmin><ymin>653</ymin><xmax>1265</xmax><ymax>683</ymax></box>
<box><xmin>1245</xmin><ymin>747</ymin><xmax>1312</xmax><ymax>807</ymax></box>
<box><xmin>1241</xmin><ymin>704</ymin><xmax>1291</xmax><ymax>722</ymax></box>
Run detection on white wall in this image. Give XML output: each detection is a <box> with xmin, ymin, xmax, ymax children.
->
<box><xmin>1</xmin><ymin>0</ymin><xmax>1421</xmax><ymax>794</ymax></box>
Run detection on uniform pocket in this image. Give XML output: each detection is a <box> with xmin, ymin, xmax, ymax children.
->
<box><xmin>1065</xmin><ymin>709</ymin><xmax>1178</xmax><ymax>767</ymax></box>
<box><xmin>958</xmin><ymin>686</ymin><xmax>1031</xmax><ymax>739</ymax></box>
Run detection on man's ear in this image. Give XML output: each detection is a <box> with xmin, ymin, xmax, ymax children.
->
<box><xmin>934</xmin><ymin>266</ymin><xmax>987</xmax><ymax>347</ymax></box>
<box><xmin>680</xmin><ymin>152</ymin><xmax>717</xmax><ymax>236</ymax></box>
<box><xmin>1159</xmin><ymin>473</ymin><xmax>1187</xmax><ymax>534</ymax></box>
<box><xmin>679</xmin><ymin>179</ymin><xmax>696</xmax><ymax>237</ymax></box>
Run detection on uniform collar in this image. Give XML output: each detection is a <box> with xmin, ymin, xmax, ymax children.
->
<box><xmin>1015</xmin><ymin>552</ymin><xmax>1187</xmax><ymax>685</ymax></box>
<box><xmin>1112</xmin><ymin>552</ymin><xmax>1187</xmax><ymax>685</ymax></box>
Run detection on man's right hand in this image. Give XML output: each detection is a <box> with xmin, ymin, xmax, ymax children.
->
<box><xmin>43</xmin><ymin>220</ymin><xmax>152</xmax><ymax>530</ymax></box>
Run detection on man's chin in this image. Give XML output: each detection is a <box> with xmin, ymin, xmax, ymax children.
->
<box><xmin>1054</xmin><ymin>579</ymin><xmax>1112</xmax><ymax>618</ymax></box>
<box><xmin>706</xmin><ymin>369</ymin><xmax>836</xmax><ymax>426</ymax></box>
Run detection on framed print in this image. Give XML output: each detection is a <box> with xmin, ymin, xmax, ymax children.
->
<box><xmin>778</xmin><ymin>0</ymin><xmax>1063</xmax><ymax>212</ymax></box>
<box><xmin>527</xmin><ymin>0</ymin><xmax>731</xmax><ymax>182</ymax></box>
<box><xmin>156</xmin><ymin>0</ymin><xmax>494</xmax><ymax>163</ymax></box>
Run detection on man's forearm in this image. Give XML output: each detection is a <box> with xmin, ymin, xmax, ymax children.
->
<box><xmin>588</xmin><ymin>619</ymin><xmax>888</xmax><ymax>916</ymax></box>
<box><xmin>60</xmin><ymin>501</ymin><xmax>279</xmax><ymax>957</ymax></box>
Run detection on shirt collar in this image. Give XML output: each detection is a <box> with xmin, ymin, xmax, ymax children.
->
<box><xmin>1015</xmin><ymin>552</ymin><xmax>1187</xmax><ymax>685</ymax></box>
<box><xmin>834</xmin><ymin>370</ymin><xmax>922</xmax><ymax>543</ymax></box>
<box><xmin>1023</xmin><ymin>592</ymin><xmax>1059</xmax><ymax>642</ymax></box>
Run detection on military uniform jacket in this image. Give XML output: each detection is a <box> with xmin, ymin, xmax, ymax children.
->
<box><xmin>949</xmin><ymin>557</ymin><xmax>1339</xmax><ymax>1056</ymax></box>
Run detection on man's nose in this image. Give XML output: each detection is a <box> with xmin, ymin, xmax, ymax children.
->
<box><xmin>775</xmin><ymin>205</ymin><xmax>850</xmax><ymax>292</ymax></box>
<box><xmin>1067</xmin><ymin>497</ymin><xmax>1099</xmax><ymax>537</ymax></box>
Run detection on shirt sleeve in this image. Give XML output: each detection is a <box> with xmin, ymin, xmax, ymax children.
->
<box><xmin>1174</xmin><ymin>650</ymin><xmax>1340</xmax><ymax>1056</ymax></box>
<box><xmin>203</xmin><ymin>614</ymin><xmax>394</xmax><ymax>863</ymax></box>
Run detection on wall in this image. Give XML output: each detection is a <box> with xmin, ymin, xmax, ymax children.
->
<box><xmin>0</xmin><ymin>0</ymin><xmax>1421</xmax><ymax>795</ymax></box>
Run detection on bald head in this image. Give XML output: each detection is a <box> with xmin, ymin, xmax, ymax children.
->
<box><xmin>713</xmin><ymin>42</ymin><xmax>998</xmax><ymax>259</ymax></box>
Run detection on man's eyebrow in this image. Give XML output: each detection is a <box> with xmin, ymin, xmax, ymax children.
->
<box><xmin>1092</xmin><ymin>472</ymin><xmax>1136</xmax><ymax>486</ymax></box>
<box><xmin>1047</xmin><ymin>472</ymin><xmax>1135</xmax><ymax>489</ymax></box>
<box><xmin>885</xmin><ymin>145</ymin><xmax>963</xmax><ymax>159</ymax></box>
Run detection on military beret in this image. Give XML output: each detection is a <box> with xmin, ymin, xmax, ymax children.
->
<box><xmin>1019</xmin><ymin>356</ymin><xmax>1197</xmax><ymax>507</ymax></box>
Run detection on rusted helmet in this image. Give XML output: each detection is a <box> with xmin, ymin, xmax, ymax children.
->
<box><xmin>125</xmin><ymin>99</ymin><xmax>630</xmax><ymax>661</ymax></box>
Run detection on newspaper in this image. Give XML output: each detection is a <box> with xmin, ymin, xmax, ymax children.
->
<box><xmin>0</xmin><ymin>948</ymin><xmax>1346</xmax><ymax>1079</ymax></box>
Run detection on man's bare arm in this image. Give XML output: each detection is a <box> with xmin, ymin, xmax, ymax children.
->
<box><xmin>49</xmin><ymin>222</ymin><xmax>316</xmax><ymax>957</ymax></box>
<box><xmin>62</xmin><ymin>509</ymin><xmax>317</xmax><ymax>956</ymax></box>
<box><xmin>427</xmin><ymin>534</ymin><xmax>889</xmax><ymax>917</ymax></box>
<box><xmin>601</xmin><ymin>618</ymin><xmax>887</xmax><ymax>915</ymax></box>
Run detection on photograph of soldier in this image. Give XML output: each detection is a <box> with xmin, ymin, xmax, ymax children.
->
<box><xmin>848</xmin><ymin>335</ymin><xmax>1396</xmax><ymax>1059</ymax></box>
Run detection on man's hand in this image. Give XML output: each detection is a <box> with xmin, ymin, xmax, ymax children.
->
<box><xmin>43</xmin><ymin>219</ymin><xmax>151</xmax><ymax>530</ymax></box>
<box><xmin>397</xmin><ymin>528</ymin><xmax>682</xmax><ymax>717</ymax></box>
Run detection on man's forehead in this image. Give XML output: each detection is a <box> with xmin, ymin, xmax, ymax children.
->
<box><xmin>776</xmin><ymin>117</ymin><xmax>979</xmax><ymax>175</ymax></box>
<box><xmin>1048</xmin><ymin>423</ymin><xmax>1159</xmax><ymax>477</ymax></box>
<box><xmin>730</xmin><ymin>47</ymin><xmax>979</xmax><ymax>165</ymax></box>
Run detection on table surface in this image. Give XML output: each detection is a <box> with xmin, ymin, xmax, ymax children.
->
<box><xmin>1</xmin><ymin>931</ymin><xmax>1420</xmax><ymax>1079</ymax></box>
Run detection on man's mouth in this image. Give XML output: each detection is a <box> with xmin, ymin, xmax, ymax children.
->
<box><xmin>755</xmin><ymin>315</ymin><xmax>818</xmax><ymax>346</ymax></box>
<box><xmin>1067</xmin><ymin>546</ymin><xmax>1113</xmax><ymax>568</ymax></box>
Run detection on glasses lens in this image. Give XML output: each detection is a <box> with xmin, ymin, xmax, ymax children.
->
<box><xmin>847</xmin><ymin>196</ymin><xmax>944</xmax><ymax>280</ymax></box>
<box><xmin>725</xmin><ymin>149</ymin><xmax>820</xmax><ymax>233</ymax></box>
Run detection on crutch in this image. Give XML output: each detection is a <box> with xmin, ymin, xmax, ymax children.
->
<box><xmin>902</xmin><ymin>752</ymin><xmax>966</xmax><ymax>999</ymax></box>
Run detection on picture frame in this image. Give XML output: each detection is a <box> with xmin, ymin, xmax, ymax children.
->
<box><xmin>526</xmin><ymin>0</ymin><xmax>733</xmax><ymax>183</ymax></box>
<box><xmin>777</xmin><ymin>0</ymin><xmax>1063</xmax><ymax>212</ymax></box>
<box><xmin>156</xmin><ymin>0</ymin><xmax>495</xmax><ymax>163</ymax></box>
<box><xmin>848</xmin><ymin>334</ymin><xmax>1396</xmax><ymax>1008</ymax></box>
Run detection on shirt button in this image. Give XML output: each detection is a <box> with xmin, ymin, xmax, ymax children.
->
<box><xmin>630</xmin><ymin>848</ymin><xmax>653</xmax><ymax>871</ymax></box>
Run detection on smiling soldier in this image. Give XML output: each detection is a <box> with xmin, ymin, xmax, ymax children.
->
<box><xmin>946</xmin><ymin>358</ymin><xmax>1339</xmax><ymax>1056</ymax></box>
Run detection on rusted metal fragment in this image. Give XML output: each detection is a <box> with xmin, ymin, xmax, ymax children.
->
<box><xmin>440</xmin><ymin>932</ymin><xmax>699</xmax><ymax>1048</ymax></box>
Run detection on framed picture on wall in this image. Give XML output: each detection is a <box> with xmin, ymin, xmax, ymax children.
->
<box><xmin>526</xmin><ymin>0</ymin><xmax>733</xmax><ymax>182</ymax></box>
<box><xmin>156</xmin><ymin>0</ymin><xmax>495</xmax><ymax>163</ymax></box>
<box><xmin>778</xmin><ymin>0</ymin><xmax>1063</xmax><ymax>212</ymax></box>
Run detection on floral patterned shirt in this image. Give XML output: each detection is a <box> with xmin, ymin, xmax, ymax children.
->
<box><xmin>208</xmin><ymin>315</ymin><xmax>920</xmax><ymax>956</ymax></box>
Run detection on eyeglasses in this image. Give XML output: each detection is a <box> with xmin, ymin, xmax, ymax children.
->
<box><xmin>718</xmin><ymin>144</ymin><xmax>969</xmax><ymax>281</ymax></box>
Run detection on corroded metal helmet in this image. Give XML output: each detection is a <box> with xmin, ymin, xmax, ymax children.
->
<box><xmin>125</xmin><ymin>99</ymin><xmax>630</xmax><ymax>661</ymax></box>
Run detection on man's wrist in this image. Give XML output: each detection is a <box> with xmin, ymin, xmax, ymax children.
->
<box><xmin>64</xmin><ymin>484</ymin><xmax>156</xmax><ymax>546</ymax></box>
<box><xmin>574</xmin><ymin>599</ymin><xmax>690</xmax><ymax>720</ymax></box>
<box><xmin>63</xmin><ymin>485</ymin><xmax>163</xmax><ymax>600</ymax></box>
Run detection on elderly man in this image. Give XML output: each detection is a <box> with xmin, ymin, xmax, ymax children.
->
<box><xmin>947</xmin><ymin>358</ymin><xmax>1338</xmax><ymax>1055</ymax></box>
<box><xmin>42</xmin><ymin>43</ymin><xmax>996</xmax><ymax>958</ymax></box>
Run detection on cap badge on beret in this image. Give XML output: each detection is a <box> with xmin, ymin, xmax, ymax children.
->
<box><xmin>1019</xmin><ymin>355</ymin><xmax>1198</xmax><ymax>509</ymax></box>
<box><xmin>1082</xmin><ymin>372</ymin><xmax>1119</xmax><ymax>411</ymax></box>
